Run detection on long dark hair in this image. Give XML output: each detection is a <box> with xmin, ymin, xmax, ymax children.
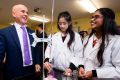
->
<box><xmin>57</xmin><ymin>11</ymin><xmax>75</xmax><ymax>48</ymax></box>
<box><xmin>89</xmin><ymin>8</ymin><xmax>120</xmax><ymax>67</ymax></box>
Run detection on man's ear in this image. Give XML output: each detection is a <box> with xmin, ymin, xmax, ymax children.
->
<box><xmin>12</xmin><ymin>11</ymin><xmax>16</xmax><ymax>18</ymax></box>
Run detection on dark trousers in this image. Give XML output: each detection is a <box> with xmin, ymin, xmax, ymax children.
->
<box><xmin>0</xmin><ymin>63</ymin><xmax>3</xmax><ymax>80</ymax></box>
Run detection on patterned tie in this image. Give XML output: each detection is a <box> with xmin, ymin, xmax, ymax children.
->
<box><xmin>21</xmin><ymin>26</ymin><xmax>31</xmax><ymax>65</ymax></box>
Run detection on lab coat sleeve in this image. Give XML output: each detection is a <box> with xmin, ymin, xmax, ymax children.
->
<box><xmin>96</xmin><ymin>37</ymin><xmax>120</xmax><ymax>78</ymax></box>
<box><xmin>45</xmin><ymin>44</ymin><xmax>51</xmax><ymax>59</ymax></box>
<box><xmin>70</xmin><ymin>33</ymin><xmax>84</xmax><ymax>67</ymax></box>
<box><xmin>45</xmin><ymin>35</ymin><xmax>55</xmax><ymax>62</ymax></box>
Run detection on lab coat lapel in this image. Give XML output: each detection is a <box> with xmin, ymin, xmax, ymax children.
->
<box><xmin>64</xmin><ymin>33</ymin><xmax>70</xmax><ymax>44</ymax></box>
<box><xmin>58</xmin><ymin>32</ymin><xmax>70</xmax><ymax>45</ymax></box>
<box><xmin>57</xmin><ymin>32</ymin><xmax>71</xmax><ymax>56</ymax></box>
<box><xmin>84</xmin><ymin>35</ymin><xmax>101</xmax><ymax>58</ymax></box>
<box><xmin>57</xmin><ymin>32</ymin><xmax>64</xmax><ymax>45</ymax></box>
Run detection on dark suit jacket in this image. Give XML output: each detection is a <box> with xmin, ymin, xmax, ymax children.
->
<box><xmin>0</xmin><ymin>25</ymin><xmax>39</xmax><ymax>80</ymax></box>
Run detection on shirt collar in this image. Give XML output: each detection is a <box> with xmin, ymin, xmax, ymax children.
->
<box><xmin>14</xmin><ymin>22</ymin><xmax>26</xmax><ymax>30</ymax></box>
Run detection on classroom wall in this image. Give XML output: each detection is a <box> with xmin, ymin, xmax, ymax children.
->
<box><xmin>45</xmin><ymin>12</ymin><xmax>120</xmax><ymax>35</ymax></box>
<box><xmin>116</xmin><ymin>12</ymin><xmax>120</xmax><ymax>26</ymax></box>
<box><xmin>0</xmin><ymin>24</ymin><xmax>9</xmax><ymax>29</ymax></box>
<box><xmin>0</xmin><ymin>12</ymin><xmax>119</xmax><ymax>34</ymax></box>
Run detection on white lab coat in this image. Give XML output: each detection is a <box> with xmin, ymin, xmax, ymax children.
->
<box><xmin>83</xmin><ymin>34</ymin><xmax>120</xmax><ymax>79</ymax></box>
<box><xmin>45</xmin><ymin>31</ymin><xmax>83</xmax><ymax>71</ymax></box>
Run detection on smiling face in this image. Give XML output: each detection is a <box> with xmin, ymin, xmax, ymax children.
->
<box><xmin>12</xmin><ymin>4</ymin><xmax>28</xmax><ymax>25</ymax></box>
<box><xmin>90</xmin><ymin>11</ymin><xmax>104</xmax><ymax>31</ymax></box>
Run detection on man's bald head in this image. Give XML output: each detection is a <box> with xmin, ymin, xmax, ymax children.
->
<box><xmin>12</xmin><ymin>4</ymin><xmax>28</xmax><ymax>25</ymax></box>
<box><xmin>12</xmin><ymin>4</ymin><xmax>28</xmax><ymax>13</ymax></box>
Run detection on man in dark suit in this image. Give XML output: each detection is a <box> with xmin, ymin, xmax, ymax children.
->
<box><xmin>0</xmin><ymin>4</ymin><xmax>40</xmax><ymax>80</ymax></box>
<box><xmin>36</xmin><ymin>23</ymin><xmax>47</xmax><ymax>79</ymax></box>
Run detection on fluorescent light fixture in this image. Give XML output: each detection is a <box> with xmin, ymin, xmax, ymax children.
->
<box><xmin>29</xmin><ymin>15</ymin><xmax>49</xmax><ymax>23</ymax></box>
<box><xmin>79</xmin><ymin>0</ymin><xmax>97</xmax><ymax>13</ymax></box>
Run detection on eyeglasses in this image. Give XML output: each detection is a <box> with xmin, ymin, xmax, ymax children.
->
<box><xmin>91</xmin><ymin>15</ymin><xmax>103</xmax><ymax>20</ymax></box>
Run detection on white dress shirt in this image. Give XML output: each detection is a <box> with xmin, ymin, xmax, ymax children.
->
<box><xmin>14</xmin><ymin>22</ymin><xmax>33</xmax><ymax>67</ymax></box>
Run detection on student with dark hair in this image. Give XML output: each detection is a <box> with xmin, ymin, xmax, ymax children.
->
<box><xmin>79</xmin><ymin>8</ymin><xmax>120</xmax><ymax>79</ymax></box>
<box><xmin>44</xmin><ymin>11</ymin><xmax>83</xmax><ymax>80</ymax></box>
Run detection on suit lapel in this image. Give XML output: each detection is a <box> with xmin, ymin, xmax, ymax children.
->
<box><xmin>9</xmin><ymin>25</ymin><xmax>34</xmax><ymax>54</ymax></box>
<box><xmin>9</xmin><ymin>25</ymin><xmax>21</xmax><ymax>51</ymax></box>
<box><xmin>26</xmin><ymin>27</ymin><xmax>34</xmax><ymax>47</ymax></box>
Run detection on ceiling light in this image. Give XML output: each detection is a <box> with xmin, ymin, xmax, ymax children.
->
<box><xmin>79</xmin><ymin>0</ymin><xmax>97</xmax><ymax>13</ymax></box>
<box><xmin>29</xmin><ymin>15</ymin><xmax>49</xmax><ymax>23</ymax></box>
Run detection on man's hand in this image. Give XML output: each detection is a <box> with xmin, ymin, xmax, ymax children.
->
<box><xmin>35</xmin><ymin>64</ymin><xmax>41</xmax><ymax>72</ymax></box>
